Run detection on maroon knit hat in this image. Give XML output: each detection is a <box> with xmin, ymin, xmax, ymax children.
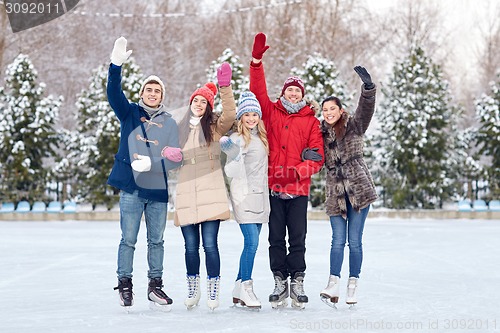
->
<box><xmin>281</xmin><ymin>76</ymin><xmax>305</xmax><ymax>96</ymax></box>
<box><xmin>190</xmin><ymin>82</ymin><xmax>218</xmax><ymax>109</ymax></box>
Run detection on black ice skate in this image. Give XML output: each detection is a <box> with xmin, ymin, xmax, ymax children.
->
<box><xmin>269</xmin><ymin>272</ymin><xmax>289</xmax><ymax>309</ymax></box>
<box><xmin>148</xmin><ymin>277</ymin><xmax>173</xmax><ymax>312</ymax></box>
<box><xmin>290</xmin><ymin>272</ymin><xmax>308</xmax><ymax>309</ymax></box>
<box><xmin>114</xmin><ymin>277</ymin><xmax>134</xmax><ymax>309</ymax></box>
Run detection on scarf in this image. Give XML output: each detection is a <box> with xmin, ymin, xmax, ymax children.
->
<box><xmin>280</xmin><ymin>97</ymin><xmax>306</xmax><ymax>114</ymax></box>
<box><xmin>190</xmin><ymin>115</ymin><xmax>201</xmax><ymax>126</ymax></box>
<box><xmin>139</xmin><ymin>99</ymin><xmax>165</xmax><ymax>118</ymax></box>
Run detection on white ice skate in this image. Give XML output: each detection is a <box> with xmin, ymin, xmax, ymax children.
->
<box><xmin>346</xmin><ymin>277</ymin><xmax>358</xmax><ymax>309</ymax></box>
<box><xmin>207</xmin><ymin>276</ymin><xmax>220</xmax><ymax>311</ymax></box>
<box><xmin>238</xmin><ymin>280</ymin><xmax>261</xmax><ymax>310</ymax></box>
<box><xmin>184</xmin><ymin>274</ymin><xmax>201</xmax><ymax>309</ymax></box>
<box><xmin>320</xmin><ymin>275</ymin><xmax>340</xmax><ymax>309</ymax></box>
<box><xmin>232</xmin><ymin>279</ymin><xmax>241</xmax><ymax>307</ymax></box>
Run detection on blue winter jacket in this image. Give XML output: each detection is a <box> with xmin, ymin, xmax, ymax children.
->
<box><xmin>106</xmin><ymin>64</ymin><xmax>181</xmax><ymax>203</ymax></box>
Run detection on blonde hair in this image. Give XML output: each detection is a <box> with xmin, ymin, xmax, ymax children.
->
<box><xmin>236</xmin><ymin>119</ymin><xmax>269</xmax><ymax>154</ymax></box>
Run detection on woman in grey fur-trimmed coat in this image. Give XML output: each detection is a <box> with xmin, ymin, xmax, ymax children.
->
<box><xmin>318</xmin><ymin>66</ymin><xmax>377</xmax><ymax>308</ymax></box>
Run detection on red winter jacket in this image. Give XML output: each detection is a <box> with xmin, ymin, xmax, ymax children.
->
<box><xmin>250</xmin><ymin>62</ymin><xmax>324</xmax><ymax>196</ymax></box>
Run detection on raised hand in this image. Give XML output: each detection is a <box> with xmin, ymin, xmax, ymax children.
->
<box><xmin>354</xmin><ymin>66</ymin><xmax>374</xmax><ymax>90</ymax></box>
<box><xmin>110</xmin><ymin>36</ymin><xmax>133</xmax><ymax>66</ymax></box>
<box><xmin>220</xmin><ymin>136</ymin><xmax>241</xmax><ymax>161</ymax></box>
<box><xmin>252</xmin><ymin>33</ymin><xmax>270</xmax><ymax>60</ymax></box>
<box><xmin>217</xmin><ymin>62</ymin><xmax>232</xmax><ymax>87</ymax></box>
<box><xmin>301</xmin><ymin>147</ymin><xmax>322</xmax><ymax>162</ymax></box>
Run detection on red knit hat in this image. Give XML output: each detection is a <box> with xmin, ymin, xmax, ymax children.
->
<box><xmin>281</xmin><ymin>76</ymin><xmax>305</xmax><ymax>96</ymax></box>
<box><xmin>190</xmin><ymin>82</ymin><xmax>218</xmax><ymax>109</ymax></box>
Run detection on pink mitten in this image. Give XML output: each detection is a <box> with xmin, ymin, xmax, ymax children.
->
<box><xmin>161</xmin><ymin>146</ymin><xmax>183</xmax><ymax>162</ymax></box>
<box><xmin>217</xmin><ymin>62</ymin><xmax>232</xmax><ymax>87</ymax></box>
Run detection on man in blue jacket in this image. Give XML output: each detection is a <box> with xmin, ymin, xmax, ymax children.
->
<box><xmin>107</xmin><ymin>36</ymin><xmax>182</xmax><ymax>311</ymax></box>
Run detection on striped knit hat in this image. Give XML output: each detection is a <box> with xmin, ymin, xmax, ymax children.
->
<box><xmin>236</xmin><ymin>92</ymin><xmax>262</xmax><ymax>120</ymax></box>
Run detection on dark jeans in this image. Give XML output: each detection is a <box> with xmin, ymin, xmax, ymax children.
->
<box><xmin>181</xmin><ymin>220</ymin><xmax>221</xmax><ymax>277</ymax></box>
<box><xmin>268</xmin><ymin>195</ymin><xmax>308</xmax><ymax>278</ymax></box>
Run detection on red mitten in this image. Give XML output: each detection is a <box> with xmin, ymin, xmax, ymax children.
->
<box><xmin>252</xmin><ymin>33</ymin><xmax>270</xmax><ymax>60</ymax></box>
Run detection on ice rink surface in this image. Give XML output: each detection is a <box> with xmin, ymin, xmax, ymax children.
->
<box><xmin>1</xmin><ymin>217</ymin><xmax>499</xmax><ymax>333</ymax></box>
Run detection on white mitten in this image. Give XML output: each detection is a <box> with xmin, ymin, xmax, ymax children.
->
<box><xmin>110</xmin><ymin>36</ymin><xmax>133</xmax><ymax>66</ymax></box>
<box><xmin>131</xmin><ymin>155</ymin><xmax>151</xmax><ymax>172</ymax></box>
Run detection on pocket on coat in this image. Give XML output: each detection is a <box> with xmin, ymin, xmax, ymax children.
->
<box><xmin>243</xmin><ymin>191</ymin><xmax>265</xmax><ymax>214</ymax></box>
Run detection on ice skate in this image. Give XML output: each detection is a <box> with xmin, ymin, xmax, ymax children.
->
<box><xmin>184</xmin><ymin>274</ymin><xmax>201</xmax><ymax>309</ymax></box>
<box><xmin>346</xmin><ymin>277</ymin><xmax>358</xmax><ymax>308</ymax></box>
<box><xmin>269</xmin><ymin>272</ymin><xmax>289</xmax><ymax>309</ymax></box>
<box><xmin>147</xmin><ymin>277</ymin><xmax>172</xmax><ymax>312</ymax></box>
<box><xmin>238</xmin><ymin>280</ymin><xmax>261</xmax><ymax>310</ymax></box>
<box><xmin>320</xmin><ymin>275</ymin><xmax>340</xmax><ymax>309</ymax></box>
<box><xmin>290</xmin><ymin>272</ymin><xmax>308</xmax><ymax>309</ymax></box>
<box><xmin>114</xmin><ymin>277</ymin><xmax>134</xmax><ymax>310</ymax></box>
<box><xmin>232</xmin><ymin>279</ymin><xmax>241</xmax><ymax>306</ymax></box>
<box><xmin>207</xmin><ymin>276</ymin><xmax>220</xmax><ymax>311</ymax></box>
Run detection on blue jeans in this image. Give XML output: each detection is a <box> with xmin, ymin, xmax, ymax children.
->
<box><xmin>329</xmin><ymin>197</ymin><xmax>370</xmax><ymax>278</ymax></box>
<box><xmin>181</xmin><ymin>220</ymin><xmax>221</xmax><ymax>277</ymax></box>
<box><xmin>237</xmin><ymin>223</ymin><xmax>262</xmax><ymax>282</ymax></box>
<box><xmin>117</xmin><ymin>190</ymin><xmax>168</xmax><ymax>279</ymax></box>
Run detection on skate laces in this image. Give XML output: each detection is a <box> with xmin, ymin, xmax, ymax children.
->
<box><xmin>273</xmin><ymin>275</ymin><xmax>286</xmax><ymax>294</ymax></box>
<box><xmin>292</xmin><ymin>277</ymin><xmax>306</xmax><ymax>296</ymax></box>
<box><xmin>186</xmin><ymin>275</ymin><xmax>199</xmax><ymax>297</ymax></box>
<box><xmin>347</xmin><ymin>279</ymin><xmax>357</xmax><ymax>297</ymax></box>
<box><xmin>207</xmin><ymin>277</ymin><xmax>220</xmax><ymax>300</ymax></box>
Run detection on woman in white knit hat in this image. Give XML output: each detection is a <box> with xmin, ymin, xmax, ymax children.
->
<box><xmin>220</xmin><ymin>91</ymin><xmax>270</xmax><ymax>309</ymax></box>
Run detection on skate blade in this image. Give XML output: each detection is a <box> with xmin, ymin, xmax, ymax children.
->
<box><xmin>149</xmin><ymin>301</ymin><xmax>172</xmax><ymax>312</ymax></box>
<box><xmin>320</xmin><ymin>296</ymin><xmax>338</xmax><ymax>309</ymax></box>
<box><xmin>270</xmin><ymin>298</ymin><xmax>288</xmax><ymax>309</ymax></box>
<box><xmin>237</xmin><ymin>301</ymin><xmax>261</xmax><ymax>310</ymax></box>
<box><xmin>347</xmin><ymin>303</ymin><xmax>357</xmax><ymax>310</ymax></box>
<box><xmin>121</xmin><ymin>305</ymin><xmax>133</xmax><ymax>313</ymax></box>
<box><xmin>186</xmin><ymin>303</ymin><xmax>199</xmax><ymax>310</ymax></box>
<box><xmin>291</xmin><ymin>299</ymin><xmax>306</xmax><ymax>309</ymax></box>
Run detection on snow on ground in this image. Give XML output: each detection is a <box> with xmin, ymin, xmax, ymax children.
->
<box><xmin>0</xmin><ymin>217</ymin><xmax>499</xmax><ymax>333</ymax></box>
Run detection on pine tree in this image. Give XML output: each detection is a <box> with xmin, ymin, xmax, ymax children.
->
<box><xmin>69</xmin><ymin>59</ymin><xmax>143</xmax><ymax>208</ymax></box>
<box><xmin>291</xmin><ymin>52</ymin><xmax>353</xmax><ymax>117</ymax></box>
<box><xmin>206</xmin><ymin>48</ymin><xmax>249</xmax><ymax>112</ymax></box>
<box><xmin>0</xmin><ymin>54</ymin><xmax>62</xmax><ymax>202</ymax></box>
<box><xmin>374</xmin><ymin>46</ymin><xmax>458</xmax><ymax>208</ymax></box>
<box><xmin>474</xmin><ymin>71</ymin><xmax>500</xmax><ymax>198</ymax></box>
<box><xmin>291</xmin><ymin>53</ymin><xmax>353</xmax><ymax>208</ymax></box>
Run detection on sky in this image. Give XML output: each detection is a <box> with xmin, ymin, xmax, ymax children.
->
<box><xmin>0</xmin><ymin>217</ymin><xmax>499</xmax><ymax>333</ymax></box>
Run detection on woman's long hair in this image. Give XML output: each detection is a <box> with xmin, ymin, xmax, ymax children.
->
<box><xmin>236</xmin><ymin>119</ymin><xmax>269</xmax><ymax>154</ymax></box>
<box><xmin>178</xmin><ymin>103</ymin><xmax>215</xmax><ymax>148</ymax></box>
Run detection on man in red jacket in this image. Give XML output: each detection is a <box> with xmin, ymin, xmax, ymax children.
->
<box><xmin>249</xmin><ymin>32</ymin><xmax>324</xmax><ymax>309</ymax></box>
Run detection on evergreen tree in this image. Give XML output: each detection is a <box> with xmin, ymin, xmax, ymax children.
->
<box><xmin>374</xmin><ymin>46</ymin><xmax>458</xmax><ymax>208</ymax></box>
<box><xmin>206</xmin><ymin>48</ymin><xmax>249</xmax><ymax>112</ymax></box>
<box><xmin>291</xmin><ymin>52</ymin><xmax>353</xmax><ymax>117</ymax></box>
<box><xmin>0</xmin><ymin>54</ymin><xmax>62</xmax><ymax>202</ymax></box>
<box><xmin>474</xmin><ymin>71</ymin><xmax>500</xmax><ymax>198</ymax></box>
<box><xmin>69</xmin><ymin>59</ymin><xmax>143</xmax><ymax>208</ymax></box>
<box><xmin>291</xmin><ymin>53</ymin><xmax>353</xmax><ymax>208</ymax></box>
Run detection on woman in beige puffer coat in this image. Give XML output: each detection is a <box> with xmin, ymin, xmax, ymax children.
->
<box><xmin>174</xmin><ymin>63</ymin><xmax>236</xmax><ymax>311</ymax></box>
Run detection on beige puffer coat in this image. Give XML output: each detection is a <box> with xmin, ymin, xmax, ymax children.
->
<box><xmin>174</xmin><ymin>86</ymin><xmax>236</xmax><ymax>226</ymax></box>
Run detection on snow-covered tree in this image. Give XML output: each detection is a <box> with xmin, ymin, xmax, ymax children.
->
<box><xmin>206</xmin><ymin>48</ymin><xmax>249</xmax><ymax>112</ymax></box>
<box><xmin>291</xmin><ymin>52</ymin><xmax>353</xmax><ymax>117</ymax></box>
<box><xmin>291</xmin><ymin>53</ymin><xmax>353</xmax><ymax>207</ymax></box>
<box><xmin>474</xmin><ymin>71</ymin><xmax>500</xmax><ymax>198</ymax></box>
<box><xmin>374</xmin><ymin>46</ymin><xmax>459</xmax><ymax>209</ymax></box>
<box><xmin>66</xmin><ymin>59</ymin><xmax>143</xmax><ymax>208</ymax></box>
<box><xmin>0</xmin><ymin>54</ymin><xmax>62</xmax><ymax>202</ymax></box>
